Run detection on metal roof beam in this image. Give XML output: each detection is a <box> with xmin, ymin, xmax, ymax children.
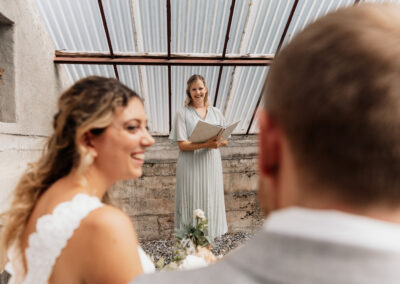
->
<box><xmin>213</xmin><ymin>68</ymin><xmax>224</xmax><ymax>106</ymax></box>
<box><xmin>167</xmin><ymin>0</ymin><xmax>171</xmax><ymax>58</ymax></box>
<box><xmin>54</xmin><ymin>55</ymin><xmax>273</xmax><ymax>66</ymax></box>
<box><xmin>222</xmin><ymin>0</ymin><xmax>236</xmax><ymax>59</ymax></box>
<box><xmin>168</xmin><ymin>65</ymin><xmax>172</xmax><ymax>132</ymax></box>
<box><xmin>275</xmin><ymin>0</ymin><xmax>299</xmax><ymax>56</ymax></box>
<box><xmin>166</xmin><ymin>0</ymin><xmax>172</xmax><ymax>131</ymax></box>
<box><xmin>246</xmin><ymin>0</ymin><xmax>299</xmax><ymax>135</ymax></box>
<box><xmin>214</xmin><ymin>0</ymin><xmax>236</xmax><ymax>107</ymax></box>
<box><xmin>55</xmin><ymin>50</ymin><xmax>273</xmax><ymax>60</ymax></box>
<box><xmin>97</xmin><ymin>0</ymin><xmax>119</xmax><ymax>79</ymax></box>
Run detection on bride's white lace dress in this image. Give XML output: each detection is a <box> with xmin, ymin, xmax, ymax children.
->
<box><xmin>5</xmin><ymin>193</ymin><xmax>155</xmax><ymax>284</ymax></box>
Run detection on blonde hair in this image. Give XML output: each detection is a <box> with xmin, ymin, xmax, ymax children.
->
<box><xmin>0</xmin><ymin>76</ymin><xmax>141</xmax><ymax>269</ymax></box>
<box><xmin>184</xmin><ymin>74</ymin><xmax>210</xmax><ymax>107</ymax></box>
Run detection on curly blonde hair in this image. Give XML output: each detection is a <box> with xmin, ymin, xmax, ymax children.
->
<box><xmin>184</xmin><ymin>74</ymin><xmax>210</xmax><ymax>107</ymax></box>
<box><xmin>0</xmin><ymin>76</ymin><xmax>141</xmax><ymax>269</ymax></box>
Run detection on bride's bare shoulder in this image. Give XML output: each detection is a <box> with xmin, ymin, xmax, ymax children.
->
<box><xmin>72</xmin><ymin>205</ymin><xmax>143</xmax><ymax>283</ymax></box>
<box><xmin>79</xmin><ymin>204</ymin><xmax>138</xmax><ymax>242</ymax></box>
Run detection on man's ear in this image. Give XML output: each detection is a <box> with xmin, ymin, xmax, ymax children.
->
<box><xmin>258</xmin><ymin>109</ymin><xmax>281</xmax><ymax>178</ymax></box>
<box><xmin>80</xmin><ymin>131</ymin><xmax>98</xmax><ymax>158</ymax></box>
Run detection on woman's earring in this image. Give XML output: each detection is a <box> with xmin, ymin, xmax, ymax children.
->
<box><xmin>77</xmin><ymin>150</ymin><xmax>95</xmax><ymax>175</ymax></box>
<box><xmin>82</xmin><ymin>151</ymin><xmax>95</xmax><ymax>167</ymax></box>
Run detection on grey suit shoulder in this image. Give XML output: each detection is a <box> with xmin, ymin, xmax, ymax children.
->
<box><xmin>133</xmin><ymin>231</ymin><xmax>400</xmax><ymax>284</ymax></box>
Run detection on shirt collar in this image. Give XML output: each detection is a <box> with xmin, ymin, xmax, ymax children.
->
<box><xmin>263</xmin><ymin>207</ymin><xmax>400</xmax><ymax>252</ymax></box>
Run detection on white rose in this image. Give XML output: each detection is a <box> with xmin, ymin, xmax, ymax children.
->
<box><xmin>179</xmin><ymin>255</ymin><xmax>208</xmax><ymax>270</ymax></box>
<box><xmin>194</xmin><ymin>209</ymin><xmax>206</xmax><ymax>219</ymax></box>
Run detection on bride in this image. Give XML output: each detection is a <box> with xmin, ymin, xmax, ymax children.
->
<box><xmin>0</xmin><ymin>76</ymin><xmax>155</xmax><ymax>283</ymax></box>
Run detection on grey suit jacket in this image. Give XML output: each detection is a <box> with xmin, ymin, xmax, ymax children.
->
<box><xmin>133</xmin><ymin>230</ymin><xmax>400</xmax><ymax>284</ymax></box>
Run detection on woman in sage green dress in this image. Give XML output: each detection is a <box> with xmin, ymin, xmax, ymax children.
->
<box><xmin>169</xmin><ymin>74</ymin><xmax>228</xmax><ymax>239</ymax></box>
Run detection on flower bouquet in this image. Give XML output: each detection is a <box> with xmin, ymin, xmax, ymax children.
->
<box><xmin>157</xmin><ymin>209</ymin><xmax>218</xmax><ymax>270</ymax></box>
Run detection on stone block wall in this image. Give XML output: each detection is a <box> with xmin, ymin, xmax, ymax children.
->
<box><xmin>112</xmin><ymin>135</ymin><xmax>264</xmax><ymax>241</ymax></box>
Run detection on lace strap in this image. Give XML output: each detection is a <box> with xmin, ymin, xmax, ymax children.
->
<box><xmin>23</xmin><ymin>194</ymin><xmax>103</xmax><ymax>284</ymax></box>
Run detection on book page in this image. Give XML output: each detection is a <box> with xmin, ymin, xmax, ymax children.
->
<box><xmin>219</xmin><ymin>120</ymin><xmax>240</xmax><ymax>141</ymax></box>
<box><xmin>188</xmin><ymin>120</ymin><xmax>222</xmax><ymax>143</ymax></box>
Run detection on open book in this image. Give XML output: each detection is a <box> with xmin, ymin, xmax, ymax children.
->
<box><xmin>188</xmin><ymin>120</ymin><xmax>240</xmax><ymax>143</ymax></box>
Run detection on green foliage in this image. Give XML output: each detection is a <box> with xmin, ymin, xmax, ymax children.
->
<box><xmin>157</xmin><ymin>211</ymin><xmax>214</xmax><ymax>270</ymax></box>
<box><xmin>174</xmin><ymin>216</ymin><xmax>212</xmax><ymax>248</ymax></box>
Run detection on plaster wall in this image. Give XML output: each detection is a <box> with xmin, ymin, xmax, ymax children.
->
<box><xmin>0</xmin><ymin>0</ymin><xmax>70</xmax><ymax>212</ymax></box>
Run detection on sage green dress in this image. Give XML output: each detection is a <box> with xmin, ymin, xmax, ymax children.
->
<box><xmin>169</xmin><ymin>106</ymin><xmax>228</xmax><ymax>239</ymax></box>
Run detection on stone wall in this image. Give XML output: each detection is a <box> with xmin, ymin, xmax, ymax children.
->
<box><xmin>112</xmin><ymin>135</ymin><xmax>264</xmax><ymax>241</ymax></box>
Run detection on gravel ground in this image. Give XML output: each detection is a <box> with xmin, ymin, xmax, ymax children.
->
<box><xmin>140</xmin><ymin>232</ymin><xmax>254</xmax><ymax>266</ymax></box>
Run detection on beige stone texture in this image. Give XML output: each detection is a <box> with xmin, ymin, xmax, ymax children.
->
<box><xmin>113</xmin><ymin>135</ymin><xmax>263</xmax><ymax>240</ymax></box>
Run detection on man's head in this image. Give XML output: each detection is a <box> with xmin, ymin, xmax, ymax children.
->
<box><xmin>258</xmin><ymin>4</ymin><xmax>400</xmax><ymax>215</ymax></box>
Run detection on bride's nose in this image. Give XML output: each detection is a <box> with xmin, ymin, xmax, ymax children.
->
<box><xmin>141</xmin><ymin>129</ymin><xmax>154</xmax><ymax>147</ymax></box>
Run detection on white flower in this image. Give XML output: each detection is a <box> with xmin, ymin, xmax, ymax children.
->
<box><xmin>194</xmin><ymin>209</ymin><xmax>206</xmax><ymax>219</ymax></box>
<box><xmin>179</xmin><ymin>255</ymin><xmax>208</xmax><ymax>270</ymax></box>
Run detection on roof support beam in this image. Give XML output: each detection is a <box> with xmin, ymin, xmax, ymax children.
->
<box><xmin>54</xmin><ymin>54</ymin><xmax>273</xmax><ymax>66</ymax></box>
<box><xmin>246</xmin><ymin>0</ymin><xmax>299</xmax><ymax>134</ymax></box>
<box><xmin>167</xmin><ymin>0</ymin><xmax>172</xmax><ymax>58</ymax></box>
<box><xmin>213</xmin><ymin>68</ymin><xmax>224</xmax><ymax>106</ymax></box>
<box><xmin>214</xmin><ymin>0</ymin><xmax>236</xmax><ymax>107</ymax></box>
<box><xmin>168</xmin><ymin>65</ymin><xmax>172</xmax><ymax>132</ymax></box>
<box><xmin>166</xmin><ymin>0</ymin><xmax>172</xmax><ymax>131</ymax></box>
<box><xmin>97</xmin><ymin>0</ymin><xmax>119</xmax><ymax>79</ymax></box>
<box><xmin>222</xmin><ymin>0</ymin><xmax>236</xmax><ymax>59</ymax></box>
<box><xmin>275</xmin><ymin>0</ymin><xmax>299</xmax><ymax>56</ymax></box>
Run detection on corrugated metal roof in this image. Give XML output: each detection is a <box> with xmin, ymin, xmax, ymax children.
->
<box><xmin>224</xmin><ymin>66</ymin><xmax>269</xmax><ymax>133</ymax></box>
<box><xmin>228</xmin><ymin>0</ymin><xmax>295</xmax><ymax>55</ymax></box>
<box><xmin>64</xmin><ymin>64</ymin><xmax>115</xmax><ymax>83</ymax></box>
<box><xmin>133</xmin><ymin>0</ymin><xmax>167</xmax><ymax>53</ymax></box>
<box><xmin>282</xmin><ymin>0</ymin><xmax>354</xmax><ymax>47</ymax></box>
<box><xmin>171</xmin><ymin>0</ymin><xmax>230</xmax><ymax>54</ymax></box>
<box><xmin>33</xmin><ymin>0</ymin><xmax>400</xmax><ymax>135</ymax></box>
<box><xmin>34</xmin><ymin>0</ymin><xmax>110</xmax><ymax>52</ymax></box>
<box><xmin>103</xmin><ymin>0</ymin><xmax>138</xmax><ymax>53</ymax></box>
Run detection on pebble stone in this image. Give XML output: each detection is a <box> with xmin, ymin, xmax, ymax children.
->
<box><xmin>140</xmin><ymin>232</ymin><xmax>254</xmax><ymax>266</ymax></box>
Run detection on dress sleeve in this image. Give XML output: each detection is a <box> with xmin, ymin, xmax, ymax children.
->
<box><xmin>169</xmin><ymin>110</ymin><xmax>188</xmax><ymax>142</ymax></box>
<box><xmin>214</xmin><ymin>107</ymin><xmax>226</xmax><ymax>126</ymax></box>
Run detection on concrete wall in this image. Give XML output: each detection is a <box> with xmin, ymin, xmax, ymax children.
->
<box><xmin>0</xmin><ymin>0</ymin><xmax>70</xmax><ymax>213</ymax></box>
<box><xmin>112</xmin><ymin>135</ymin><xmax>264</xmax><ymax>240</ymax></box>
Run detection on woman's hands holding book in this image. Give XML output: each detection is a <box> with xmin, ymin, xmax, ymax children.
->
<box><xmin>177</xmin><ymin>137</ymin><xmax>228</xmax><ymax>151</ymax></box>
<box><xmin>205</xmin><ymin>136</ymin><xmax>223</xmax><ymax>149</ymax></box>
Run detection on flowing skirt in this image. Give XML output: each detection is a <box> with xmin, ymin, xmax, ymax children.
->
<box><xmin>174</xmin><ymin>148</ymin><xmax>228</xmax><ymax>239</ymax></box>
